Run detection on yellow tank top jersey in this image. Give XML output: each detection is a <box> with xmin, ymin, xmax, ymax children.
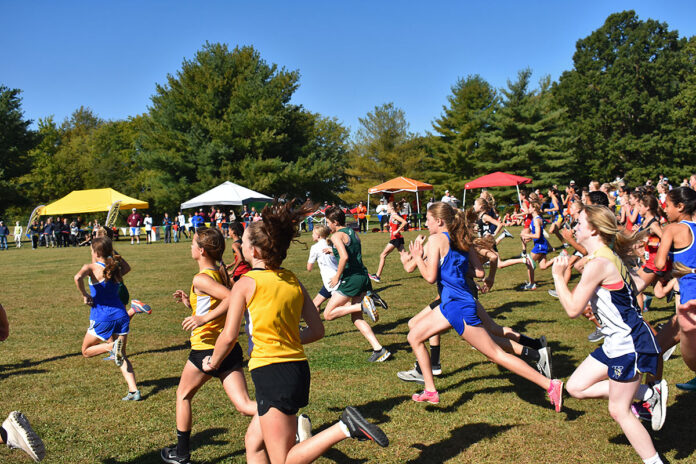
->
<box><xmin>189</xmin><ymin>269</ymin><xmax>227</xmax><ymax>350</ymax></box>
<box><xmin>245</xmin><ymin>269</ymin><xmax>306</xmax><ymax>370</ymax></box>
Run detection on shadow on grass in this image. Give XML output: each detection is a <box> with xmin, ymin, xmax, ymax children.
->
<box><xmin>405</xmin><ymin>422</ymin><xmax>515</xmax><ymax>464</ymax></box>
<box><xmin>326</xmin><ymin>394</ymin><xmax>411</xmax><ymax>424</ymax></box>
<box><xmin>0</xmin><ymin>351</ymin><xmax>81</xmax><ymax>371</ymax></box>
<box><xmin>137</xmin><ymin>376</ymin><xmax>181</xmax><ymax>398</ymax></box>
<box><xmin>101</xmin><ymin>427</ymin><xmax>244</xmax><ymax>464</ymax></box>
<box><xmin>322</xmin><ymin>448</ymin><xmax>369</xmax><ymax>463</ymax></box>
<box><xmin>373</xmin><ymin>316</ymin><xmax>412</xmax><ymax>335</ymax></box>
<box><xmin>371</xmin><ymin>283</ymin><xmax>403</xmax><ymax>293</ymax></box>
<box><xmin>486</xmin><ymin>300</ymin><xmax>543</xmax><ymax>318</ymax></box>
<box><xmin>0</xmin><ymin>368</ymin><xmax>48</xmax><ymax>380</ymax></box>
<box><xmin>130</xmin><ymin>342</ymin><xmax>189</xmax><ymax>358</ymax></box>
<box><xmin>504</xmin><ymin>366</ymin><xmax>585</xmax><ymax>421</ymax></box>
<box><xmin>651</xmin><ymin>389</ymin><xmax>696</xmax><ymax>460</ymax></box>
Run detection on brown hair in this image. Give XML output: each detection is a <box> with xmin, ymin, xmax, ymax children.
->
<box><xmin>324</xmin><ymin>205</ymin><xmax>345</xmax><ymax>226</ymax></box>
<box><xmin>91</xmin><ymin>237</ymin><xmax>122</xmax><ymax>281</ymax></box>
<box><xmin>194</xmin><ymin>226</ymin><xmax>230</xmax><ymax>288</ymax></box>
<box><xmin>427</xmin><ymin>202</ymin><xmax>472</xmax><ymax>252</ymax></box>
<box><xmin>246</xmin><ymin>200</ymin><xmax>314</xmax><ymax>269</ymax></box>
<box><xmin>583</xmin><ymin>205</ymin><xmax>641</xmax><ymax>264</ymax></box>
<box><xmin>475</xmin><ymin>197</ymin><xmax>490</xmax><ymax>211</ymax></box>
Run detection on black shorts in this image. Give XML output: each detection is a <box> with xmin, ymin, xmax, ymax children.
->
<box><xmin>251</xmin><ymin>360</ymin><xmax>310</xmax><ymax>416</ymax></box>
<box><xmin>389</xmin><ymin>237</ymin><xmax>405</xmax><ymax>249</ymax></box>
<box><xmin>188</xmin><ymin>344</ymin><xmax>243</xmax><ymax>378</ymax></box>
<box><xmin>318</xmin><ymin>285</ymin><xmax>332</xmax><ymax>299</ymax></box>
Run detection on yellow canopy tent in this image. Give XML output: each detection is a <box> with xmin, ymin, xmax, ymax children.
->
<box><xmin>37</xmin><ymin>188</ymin><xmax>148</xmax><ymax>215</ymax></box>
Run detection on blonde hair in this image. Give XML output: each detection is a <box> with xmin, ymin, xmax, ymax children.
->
<box><xmin>313</xmin><ymin>224</ymin><xmax>330</xmax><ymax>239</ymax></box>
<box><xmin>584</xmin><ymin>205</ymin><xmax>642</xmax><ymax>264</ymax></box>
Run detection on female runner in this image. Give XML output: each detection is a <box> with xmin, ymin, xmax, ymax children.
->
<box><xmin>161</xmin><ymin>227</ymin><xmax>256</xmax><ymax>464</ymax></box>
<box><xmin>369</xmin><ymin>202</ymin><xmax>407</xmax><ymax>283</ymax></box>
<box><xmin>203</xmin><ymin>201</ymin><xmax>388</xmax><ymax>464</ymax></box>
<box><xmin>553</xmin><ymin>205</ymin><xmax>665</xmax><ymax>463</ymax></box>
<box><xmin>403</xmin><ymin>202</ymin><xmax>563</xmax><ymax>408</ymax></box>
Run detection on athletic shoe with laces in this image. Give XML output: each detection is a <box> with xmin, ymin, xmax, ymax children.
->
<box><xmin>676</xmin><ymin>376</ymin><xmax>696</xmax><ymax>391</ymax></box>
<box><xmin>631</xmin><ymin>401</ymin><xmax>652</xmax><ymax>422</ymax></box>
<box><xmin>547</xmin><ymin>379</ymin><xmax>563</xmax><ymax>412</ymax></box>
<box><xmin>368</xmin><ymin>291</ymin><xmax>388</xmax><ymax>310</ymax></box>
<box><xmin>412</xmin><ymin>390</ymin><xmax>440</xmax><ymax>404</ymax></box>
<box><xmin>587</xmin><ymin>327</ymin><xmax>605</xmax><ymax>343</ymax></box>
<box><xmin>131</xmin><ymin>299</ymin><xmax>152</xmax><ymax>314</ymax></box>
<box><xmin>296</xmin><ymin>414</ymin><xmax>312</xmax><ymax>443</ymax></box>
<box><xmin>523</xmin><ymin>282</ymin><xmax>537</xmax><ymax>291</ymax></box>
<box><xmin>367</xmin><ymin>347</ymin><xmax>391</xmax><ymax>363</ymax></box>
<box><xmin>368</xmin><ymin>273</ymin><xmax>381</xmax><ymax>283</ymax></box>
<box><xmin>2</xmin><ymin>411</ymin><xmax>45</xmax><ymax>462</ymax></box>
<box><xmin>361</xmin><ymin>295</ymin><xmax>379</xmax><ymax>323</ymax></box>
<box><xmin>111</xmin><ymin>338</ymin><xmax>124</xmax><ymax>367</ymax></box>
<box><xmin>122</xmin><ymin>390</ymin><xmax>142</xmax><ymax>401</ymax></box>
<box><xmin>502</xmin><ymin>229</ymin><xmax>513</xmax><ymax>239</ymax></box>
<box><xmin>548</xmin><ymin>289</ymin><xmax>559</xmax><ymax>298</ymax></box>
<box><xmin>397</xmin><ymin>366</ymin><xmax>425</xmax><ymax>384</ymax></box>
<box><xmin>431</xmin><ymin>364</ymin><xmax>442</xmax><ymax>376</ymax></box>
<box><xmin>536</xmin><ymin>336</ymin><xmax>553</xmax><ymax>378</ymax></box>
<box><xmin>340</xmin><ymin>406</ymin><xmax>389</xmax><ymax>447</ymax></box>
<box><xmin>160</xmin><ymin>446</ymin><xmax>191</xmax><ymax>464</ymax></box>
<box><xmin>645</xmin><ymin>380</ymin><xmax>668</xmax><ymax>431</ymax></box>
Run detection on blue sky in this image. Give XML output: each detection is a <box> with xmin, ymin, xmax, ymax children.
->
<box><xmin>2</xmin><ymin>1</ymin><xmax>695</xmax><ymax>136</ymax></box>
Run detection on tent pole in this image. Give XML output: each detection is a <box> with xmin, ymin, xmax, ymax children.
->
<box><xmin>516</xmin><ymin>184</ymin><xmax>522</xmax><ymax>208</ymax></box>
<box><xmin>367</xmin><ymin>193</ymin><xmax>370</xmax><ymax>230</ymax></box>
<box><xmin>416</xmin><ymin>192</ymin><xmax>421</xmax><ymax>229</ymax></box>
<box><xmin>463</xmin><ymin>189</ymin><xmax>466</xmax><ymax>209</ymax></box>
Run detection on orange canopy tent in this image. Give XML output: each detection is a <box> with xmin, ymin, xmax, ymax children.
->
<box><xmin>367</xmin><ymin>177</ymin><xmax>433</xmax><ymax>229</ymax></box>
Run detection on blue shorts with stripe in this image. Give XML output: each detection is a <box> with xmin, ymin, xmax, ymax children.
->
<box><xmin>590</xmin><ymin>345</ymin><xmax>658</xmax><ymax>381</ymax></box>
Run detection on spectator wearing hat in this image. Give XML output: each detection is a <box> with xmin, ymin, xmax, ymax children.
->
<box><xmin>127</xmin><ymin>208</ymin><xmax>142</xmax><ymax>245</ymax></box>
<box><xmin>441</xmin><ymin>190</ymin><xmax>456</xmax><ymax>206</ymax></box>
<box><xmin>376</xmin><ymin>198</ymin><xmax>389</xmax><ymax>231</ymax></box>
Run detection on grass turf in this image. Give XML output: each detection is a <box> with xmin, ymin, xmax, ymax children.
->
<box><xmin>0</xmin><ymin>228</ymin><xmax>694</xmax><ymax>463</ymax></box>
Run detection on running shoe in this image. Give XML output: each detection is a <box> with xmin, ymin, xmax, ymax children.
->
<box><xmin>412</xmin><ymin>390</ymin><xmax>440</xmax><ymax>404</ymax></box>
<box><xmin>340</xmin><ymin>406</ymin><xmax>389</xmax><ymax>447</ymax></box>
<box><xmin>369</xmin><ymin>291</ymin><xmax>388</xmax><ymax>310</ymax></box>
<box><xmin>666</xmin><ymin>289</ymin><xmax>675</xmax><ymax>304</ymax></box>
<box><xmin>547</xmin><ymin>379</ymin><xmax>563</xmax><ymax>412</ymax></box>
<box><xmin>642</xmin><ymin>295</ymin><xmax>653</xmax><ymax>312</ymax></box>
<box><xmin>103</xmin><ymin>354</ymin><xmax>115</xmax><ymax>361</ymax></box>
<box><xmin>502</xmin><ymin>229</ymin><xmax>513</xmax><ymax>239</ymax></box>
<box><xmin>2</xmin><ymin>411</ymin><xmax>45</xmax><ymax>462</ymax></box>
<box><xmin>131</xmin><ymin>299</ymin><xmax>152</xmax><ymax>315</ymax></box>
<box><xmin>676</xmin><ymin>376</ymin><xmax>696</xmax><ymax>391</ymax></box>
<box><xmin>525</xmin><ymin>254</ymin><xmax>537</xmax><ymax>270</ymax></box>
<box><xmin>536</xmin><ymin>336</ymin><xmax>553</xmax><ymax>378</ymax></box>
<box><xmin>122</xmin><ymin>390</ymin><xmax>142</xmax><ymax>401</ymax></box>
<box><xmin>631</xmin><ymin>401</ymin><xmax>652</xmax><ymax>422</ymax></box>
<box><xmin>431</xmin><ymin>363</ymin><xmax>442</xmax><ymax>376</ymax></box>
<box><xmin>368</xmin><ymin>273</ymin><xmax>381</xmax><ymax>283</ymax></box>
<box><xmin>662</xmin><ymin>345</ymin><xmax>677</xmax><ymax>362</ymax></box>
<box><xmin>397</xmin><ymin>366</ymin><xmax>425</xmax><ymax>384</ymax></box>
<box><xmin>645</xmin><ymin>380</ymin><xmax>668</xmax><ymax>431</ymax></box>
<box><xmin>547</xmin><ymin>289</ymin><xmax>559</xmax><ymax>298</ymax></box>
<box><xmin>296</xmin><ymin>414</ymin><xmax>312</xmax><ymax>443</ymax></box>
<box><xmin>523</xmin><ymin>282</ymin><xmax>537</xmax><ymax>291</ymax></box>
<box><xmin>361</xmin><ymin>295</ymin><xmax>379</xmax><ymax>323</ymax></box>
<box><xmin>587</xmin><ymin>327</ymin><xmax>605</xmax><ymax>343</ymax></box>
<box><xmin>160</xmin><ymin>446</ymin><xmax>191</xmax><ymax>464</ymax></box>
<box><xmin>111</xmin><ymin>338</ymin><xmax>124</xmax><ymax>367</ymax></box>
<box><xmin>368</xmin><ymin>347</ymin><xmax>391</xmax><ymax>363</ymax></box>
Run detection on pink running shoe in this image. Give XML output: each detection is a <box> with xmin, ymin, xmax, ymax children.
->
<box><xmin>131</xmin><ymin>299</ymin><xmax>152</xmax><ymax>315</ymax></box>
<box><xmin>412</xmin><ymin>390</ymin><xmax>439</xmax><ymax>404</ymax></box>
<box><xmin>547</xmin><ymin>379</ymin><xmax>563</xmax><ymax>412</ymax></box>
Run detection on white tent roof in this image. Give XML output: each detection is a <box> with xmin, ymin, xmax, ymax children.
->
<box><xmin>180</xmin><ymin>181</ymin><xmax>273</xmax><ymax>209</ymax></box>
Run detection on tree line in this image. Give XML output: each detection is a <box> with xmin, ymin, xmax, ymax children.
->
<box><xmin>2</xmin><ymin>11</ymin><xmax>695</xmax><ymax>220</ymax></box>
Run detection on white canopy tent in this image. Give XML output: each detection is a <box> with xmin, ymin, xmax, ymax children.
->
<box><xmin>180</xmin><ymin>181</ymin><xmax>273</xmax><ymax>209</ymax></box>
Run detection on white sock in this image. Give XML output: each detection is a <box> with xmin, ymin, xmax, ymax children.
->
<box><xmin>635</xmin><ymin>384</ymin><xmax>653</xmax><ymax>402</ymax></box>
<box><xmin>642</xmin><ymin>453</ymin><xmax>663</xmax><ymax>464</ymax></box>
<box><xmin>338</xmin><ymin>420</ymin><xmax>351</xmax><ymax>438</ymax></box>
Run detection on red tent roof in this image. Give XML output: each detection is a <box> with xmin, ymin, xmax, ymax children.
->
<box><xmin>464</xmin><ymin>172</ymin><xmax>532</xmax><ymax>190</ymax></box>
<box><xmin>368</xmin><ymin>177</ymin><xmax>433</xmax><ymax>194</ymax></box>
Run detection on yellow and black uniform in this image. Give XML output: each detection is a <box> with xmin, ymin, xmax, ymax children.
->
<box><xmin>245</xmin><ymin>268</ymin><xmax>310</xmax><ymax>416</ymax></box>
<box><xmin>188</xmin><ymin>269</ymin><xmax>242</xmax><ymax>377</ymax></box>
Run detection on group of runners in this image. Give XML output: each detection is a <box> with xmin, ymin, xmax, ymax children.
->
<box><xmin>4</xmin><ymin>175</ymin><xmax>696</xmax><ymax>464</ymax></box>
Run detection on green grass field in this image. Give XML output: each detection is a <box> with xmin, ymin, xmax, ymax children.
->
<box><xmin>1</xmin><ymin>228</ymin><xmax>694</xmax><ymax>463</ymax></box>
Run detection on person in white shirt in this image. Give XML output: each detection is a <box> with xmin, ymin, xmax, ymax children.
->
<box><xmin>13</xmin><ymin>222</ymin><xmax>22</xmax><ymax>248</ymax></box>
<box><xmin>441</xmin><ymin>190</ymin><xmax>455</xmax><ymax>205</ymax></box>
<box><xmin>143</xmin><ymin>214</ymin><xmax>153</xmax><ymax>244</ymax></box>
<box><xmin>375</xmin><ymin>199</ymin><xmax>389</xmax><ymax>231</ymax></box>
<box><xmin>306</xmin><ymin>224</ymin><xmax>340</xmax><ymax>309</ymax></box>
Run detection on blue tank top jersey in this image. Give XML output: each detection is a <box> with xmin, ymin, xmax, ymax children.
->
<box><xmin>437</xmin><ymin>233</ymin><xmax>476</xmax><ymax>309</ymax></box>
<box><xmin>89</xmin><ymin>262</ymin><xmax>128</xmax><ymax>322</ymax></box>
<box><xmin>671</xmin><ymin>220</ymin><xmax>696</xmax><ymax>302</ymax></box>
